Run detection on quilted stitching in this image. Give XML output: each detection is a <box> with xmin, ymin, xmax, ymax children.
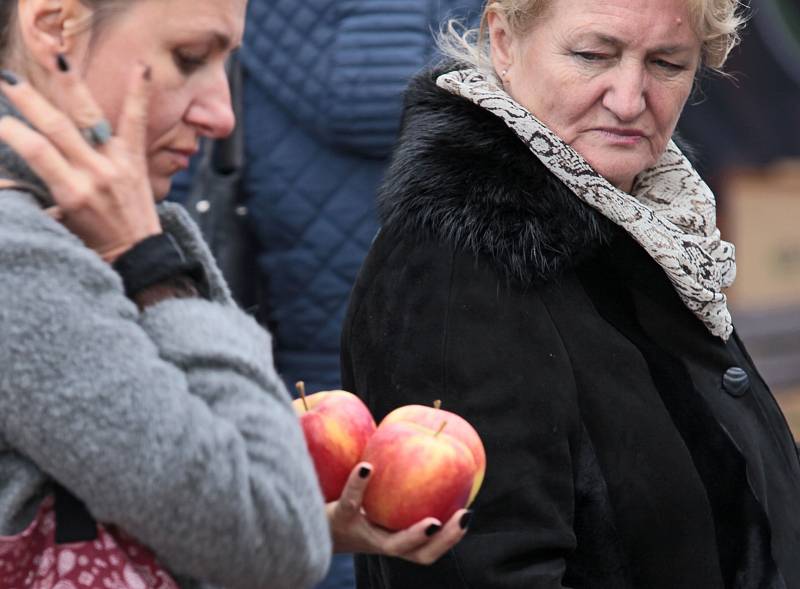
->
<box><xmin>239</xmin><ymin>0</ymin><xmax>484</xmax><ymax>391</ymax></box>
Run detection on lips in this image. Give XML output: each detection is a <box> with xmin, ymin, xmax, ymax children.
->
<box><xmin>594</xmin><ymin>127</ymin><xmax>646</xmax><ymax>146</ymax></box>
<box><xmin>596</xmin><ymin>127</ymin><xmax>645</xmax><ymax>137</ymax></box>
<box><xmin>161</xmin><ymin>146</ymin><xmax>198</xmax><ymax>170</ymax></box>
<box><xmin>166</xmin><ymin>146</ymin><xmax>199</xmax><ymax>158</ymax></box>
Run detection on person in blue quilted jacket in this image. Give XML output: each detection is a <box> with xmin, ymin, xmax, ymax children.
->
<box><xmin>170</xmin><ymin>1</ymin><xmax>485</xmax><ymax>587</ymax></box>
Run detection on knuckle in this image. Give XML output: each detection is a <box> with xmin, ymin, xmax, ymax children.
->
<box><xmin>23</xmin><ymin>135</ymin><xmax>50</xmax><ymax>162</ymax></box>
<box><xmin>38</xmin><ymin>114</ymin><xmax>74</xmax><ymax>140</ymax></box>
<box><xmin>95</xmin><ymin>165</ymin><xmax>121</xmax><ymax>188</ymax></box>
<box><xmin>63</xmin><ymin>178</ymin><xmax>95</xmax><ymax>211</ymax></box>
<box><xmin>343</xmin><ymin>498</ymin><xmax>359</xmax><ymax>514</ymax></box>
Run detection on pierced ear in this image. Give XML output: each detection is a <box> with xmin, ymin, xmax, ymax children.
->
<box><xmin>17</xmin><ymin>0</ymin><xmax>92</xmax><ymax>62</ymax></box>
<box><xmin>486</xmin><ymin>10</ymin><xmax>514</xmax><ymax>81</ymax></box>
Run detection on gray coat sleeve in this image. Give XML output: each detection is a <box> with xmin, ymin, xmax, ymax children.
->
<box><xmin>0</xmin><ymin>193</ymin><xmax>331</xmax><ymax>589</ymax></box>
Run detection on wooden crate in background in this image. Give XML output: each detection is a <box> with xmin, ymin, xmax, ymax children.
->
<box><xmin>724</xmin><ymin>162</ymin><xmax>800</xmax><ymax>311</ymax></box>
<box><xmin>721</xmin><ymin>162</ymin><xmax>800</xmax><ymax>423</ymax></box>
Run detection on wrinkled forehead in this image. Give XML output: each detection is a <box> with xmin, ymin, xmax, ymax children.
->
<box><xmin>523</xmin><ymin>0</ymin><xmax>700</xmax><ymax>45</ymax></box>
<box><xmin>514</xmin><ymin>0</ymin><xmax>700</xmax><ymax>33</ymax></box>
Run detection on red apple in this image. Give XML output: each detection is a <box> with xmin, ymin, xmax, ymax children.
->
<box><xmin>360</xmin><ymin>417</ymin><xmax>479</xmax><ymax>531</ymax></box>
<box><xmin>292</xmin><ymin>382</ymin><xmax>377</xmax><ymax>502</ymax></box>
<box><xmin>379</xmin><ymin>401</ymin><xmax>486</xmax><ymax>505</ymax></box>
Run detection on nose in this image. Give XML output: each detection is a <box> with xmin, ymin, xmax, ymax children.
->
<box><xmin>184</xmin><ymin>67</ymin><xmax>236</xmax><ymax>139</ymax></box>
<box><xmin>601</xmin><ymin>62</ymin><xmax>647</xmax><ymax>122</ymax></box>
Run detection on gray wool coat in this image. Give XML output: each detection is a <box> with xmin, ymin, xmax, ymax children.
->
<box><xmin>0</xmin><ymin>105</ymin><xmax>331</xmax><ymax>589</ymax></box>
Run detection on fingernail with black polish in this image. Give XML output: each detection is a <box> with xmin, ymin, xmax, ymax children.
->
<box><xmin>358</xmin><ymin>466</ymin><xmax>371</xmax><ymax>479</ymax></box>
<box><xmin>459</xmin><ymin>511</ymin><xmax>473</xmax><ymax>530</ymax></box>
<box><xmin>56</xmin><ymin>54</ymin><xmax>70</xmax><ymax>73</ymax></box>
<box><xmin>425</xmin><ymin>524</ymin><xmax>441</xmax><ymax>537</ymax></box>
<box><xmin>0</xmin><ymin>69</ymin><xmax>19</xmax><ymax>85</ymax></box>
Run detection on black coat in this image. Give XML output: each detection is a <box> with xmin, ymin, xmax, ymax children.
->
<box><xmin>340</xmin><ymin>68</ymin><xmax>800</xmax><ymax>589</ymax></box>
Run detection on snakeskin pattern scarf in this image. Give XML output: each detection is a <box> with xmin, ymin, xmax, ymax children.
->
<box><xmin>437</xmin><ymin>68</ymin><xmax>736</xmax><ymax>340</ymax></box>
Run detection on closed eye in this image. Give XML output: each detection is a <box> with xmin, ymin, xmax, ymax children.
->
<box><xmin>573</xmin><ymin>51</ymin><xmax>611</xmax><ymax>62</ymax></box>
<box><xmin>653</xmin><ymin>59</ymin><xmax>687</xmax><ymax>72</ymax></box>
<box><xmin>174</xmin><ymin>50</ymin><xmax>211</xmax><ymax>75</ymax></box>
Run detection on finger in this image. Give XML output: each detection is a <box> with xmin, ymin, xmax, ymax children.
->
<box><xmin>50</xmin><ymin>54</ymin><xmax>108</xmax><ymax>133</ymax></box>
<box><xmin>380</xmin><ymin>516</ymin><xmax>443</xmax><ymax>557</ymax></box>
<box><xmin>334</xmin><ymin>462</ymin><xmax>373</xmax><ymax>520</ymax></box>
<box><xmin>404</xmin><ymin>509</ymin><xmax>471</xmax><ymax>565</ymax></box>
<box><xmin>0</xmin><ymin>69</ymin><xmax>101</xmax><ymax>166</ymax></box>
<box><xmin>0</xmin><ymin>116</ymin><xmax>82</xmax><ymax>205</ymax></box>
<box><xmin>115</xmin><ymin>63</ymin><xmax>152</xmax><ymax>154</ymax></box>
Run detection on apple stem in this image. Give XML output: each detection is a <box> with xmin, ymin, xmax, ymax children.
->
<box><xmin>435</xmin><ymin>420</ymin><xmax>448</xmax><ymax>437</ymax></box>
<box><xmin>295</xmin><ymin>381</ymin><xmax>309</xmax><ymax>412</ymax></box>
<box><xmin>434</xmin><ymin>400</ymin><xmax>442</xmax><ymax>410</ymax></box>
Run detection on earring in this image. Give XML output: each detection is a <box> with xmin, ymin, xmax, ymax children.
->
<box><xmin>501</xmin><ymin>69</ymin><xmax>508</xmax><ymax>77</ymax></box>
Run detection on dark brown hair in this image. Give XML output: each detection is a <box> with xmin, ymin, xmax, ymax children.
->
<box><xmin>0</xmin><ymin>2</ymin><xmax>16</xmax><ymax>57</ymax></box>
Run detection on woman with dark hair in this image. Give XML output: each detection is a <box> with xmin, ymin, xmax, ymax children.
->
<box><xmin>0</xmin><ymin>1</ymin><xmax>466</xmax><ymax>587</ymax></box>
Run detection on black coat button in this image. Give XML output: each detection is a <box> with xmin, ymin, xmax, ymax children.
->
<box><xmin>722</xmin><ymin>367</ymin><xmax>750</xmax><ymax>397</ymax></box>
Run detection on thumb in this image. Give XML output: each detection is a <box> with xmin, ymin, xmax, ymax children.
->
<box><xmin>334</xmin><ymin>462</ymin><xmax>373</xmax><ymax>518</ymax></box>
<box><xmin>116</xmin><ymin>62</ymin><xmax>152</xmax><ymax>153</ymax></box>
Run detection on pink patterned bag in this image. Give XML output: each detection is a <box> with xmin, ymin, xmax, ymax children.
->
<box><xmin>0</xmin><ymin>487</ymin><xmax>179</xmax><ymax>589</ymax></box>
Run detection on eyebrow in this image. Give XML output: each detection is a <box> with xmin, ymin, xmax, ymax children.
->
<box><xmin>577</xmin><ymin>32</ymin><xmax>694</xmax><ymax>54</ymax></box>
<box><xmin>210</xmin><ymin>31</ymin><xmax>234</xmax><ymax>51</ymax></box>
<box><xmin>185</xmin><ymin>29</ymin><xmax>239</xmax><ymax>52</ymax></box>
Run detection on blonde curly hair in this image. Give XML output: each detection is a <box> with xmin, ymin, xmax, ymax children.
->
<box><xmin>438</xmin><ymin>0</ymin><xmax>747</xmax><ymax>74</ymax></box>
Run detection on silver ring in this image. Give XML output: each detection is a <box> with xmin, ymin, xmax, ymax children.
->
<box><xmin>80</xmin><ymin>119</ymin><xmax>112</xmax><ymax>147</ymax></box>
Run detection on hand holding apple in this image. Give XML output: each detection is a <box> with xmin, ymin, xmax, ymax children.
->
<box><xmin>292</xmin><ymin>382</ymin><xmax>377</xmax><ymax>502</ymax></box>
<box><xmin>328</xmin><ymin>461</ymin><xmax>471</xmax><ymax>565</ymax></box>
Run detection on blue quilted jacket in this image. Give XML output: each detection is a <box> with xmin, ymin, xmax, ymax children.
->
<box><xmin>171</xmin><ymin>3</ymin><xmax>483</xmax><ymax>587</ymax></box>
<box><xmin>236</xmin><ymin>0</ymin><xmax>484</xmax><ymax>394</ymax></box>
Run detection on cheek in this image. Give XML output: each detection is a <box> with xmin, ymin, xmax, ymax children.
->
<box><xmin>84</xmin><ymin>66</ymin><xmax>129</xmax><ymax>131</ymax></box>
<box><xmin>144</xmin><ymin>90</ymin><xmax>191</xmax><ymax>149</ymax></box>
<box><xmin>652</xmin><ymin>82</ymin><xmax>694</xmax><ymax>137</ymax></box>
<box><xmin>530</xmin><ymin>83</ymin><xmax>602</xmax><ymax>142</ymax></box>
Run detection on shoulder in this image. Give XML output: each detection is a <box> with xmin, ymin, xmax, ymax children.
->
<box><xmin>0</xmin><ymin>189</ymin><xmax>129</xmax><ymax>313</ymax></box>
<box><xmin>379</xmin><ymin>65</ymin><xmax>617</xmax><ymax>287</ymax></box>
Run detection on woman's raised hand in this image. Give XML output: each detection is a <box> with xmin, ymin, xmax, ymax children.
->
<box><xmin>0</xmin><ymin>56</ymin><xmax>160</xmax><ymax>262</ymax></box>
<box><xmin>328</xmin><ymin>462</ymin><xmax>471</xmax><ymax>565</ymax></box>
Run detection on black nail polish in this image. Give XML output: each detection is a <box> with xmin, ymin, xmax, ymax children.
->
<box><xmin>56</xmin><ymin>54</ymin><xmax>70</xmax><ymax>73</ymax></box>
<box><xmin>358</xmin><ymin>466</ymin><xmax>371</xmax><ymax>479</ymax></box>
<box><xmin>425</xmin><ymin>524</ymin><xmax>441</xmax><ymax>537</ymax></box>
<box><xmin>459</xmin><ymin>511</ymin><xmax>473</xmax><ymax>530</ymax></box>
<box><xmin>0</xmin><ymin>69</ymin><xmax>19</xmax><ymax>85</ymax></box>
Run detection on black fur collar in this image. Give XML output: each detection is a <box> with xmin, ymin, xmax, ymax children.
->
<box><xmin>378</xmin><ymin>66</ymin><xmax>618</xmax><ymax>285</ymax></box>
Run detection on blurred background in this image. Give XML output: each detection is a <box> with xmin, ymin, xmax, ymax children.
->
<box><xmin>676</xmin><ymin>0</ymin><xmax>800</xmax><ymax>435</ymax></box>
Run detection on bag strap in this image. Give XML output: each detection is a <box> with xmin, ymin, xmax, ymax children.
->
<box><xmin>53</xmin><ymin>483</ymin><xmax>98</xmax><ymax>544</ymax></box>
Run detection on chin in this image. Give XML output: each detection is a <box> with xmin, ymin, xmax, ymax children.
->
<box><xmin>587</xmin><ymin>157</ymin><xmax>649</xmax><ymax>193</ymax></box>
<box><xmin>151</xmin><ymin>175</ymin><xmax>173</xmax><ymax>202</ymax></box>
<box><xmin>575</xmin><ymin>145</ymin><xmax>650</xmax><ymax>193</ymax></box>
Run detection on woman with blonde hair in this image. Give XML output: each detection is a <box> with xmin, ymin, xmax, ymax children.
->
<box><xmin>342</xmin><ymin>0</ymin><xmax>800</xmax><ymax>586</ymax></box>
